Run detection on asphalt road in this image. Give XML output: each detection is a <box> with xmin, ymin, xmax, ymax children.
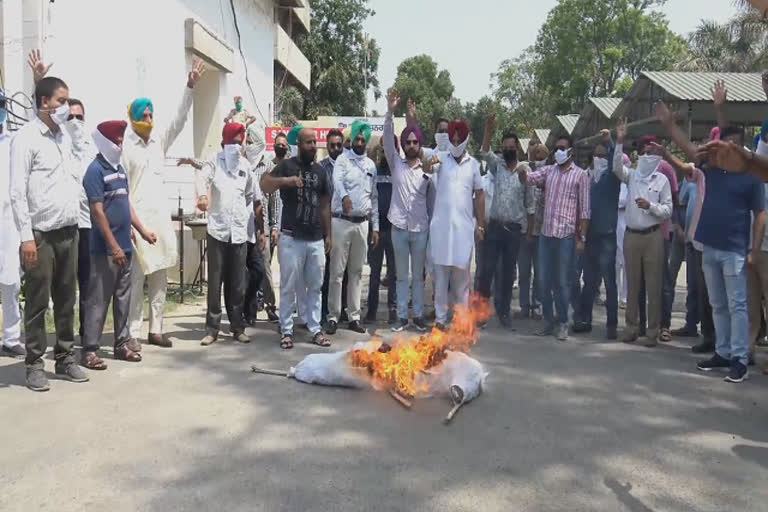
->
<box><xmin>1</xmin><ymin>291</ymin><xmax>768</xmax><ymax>512</ymax></box>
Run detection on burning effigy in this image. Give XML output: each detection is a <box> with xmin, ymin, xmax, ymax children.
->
<box><xmin>251</xmin><ymin>295</ymin><xmax>491</xmax><ymax>424</ymax></box>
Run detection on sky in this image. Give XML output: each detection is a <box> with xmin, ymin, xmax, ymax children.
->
<box><xmin>364</xmin><ymin>0</ymin><xmax>740</xmax><ymax>114</ymax></box>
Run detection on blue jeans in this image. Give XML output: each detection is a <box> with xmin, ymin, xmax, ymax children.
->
<box><xmin>434</xmin><ymin>264</ymin><xmax>470</xmax><ymax>324</ymax></box>
<box><xmin>518</xmin><ymin>235</ymin><xmax>540</xmax><ymax>313</ymax></box>
<box><xmin>278</xmin><ymin>235</ymin><xmax>325</xmax><ymax>336</ymax></box>
<box><xmin>577</xmin><ymin>232</ymin><xmax>618</xmax><ymax>327</ymax></box>
<box><xmin>538</xmin><ymin>236</ymin><xmax>575</xmax><ymax>325</ymax></box>
<box><xmin>702</xmin><ymin>245</ymin><xmax>748</xmax><ymax>365</ymax></box>
<box><xmin>391</xmin><ymin>226</ymin><xmax>428</xmax><ymax>320</ymax></box>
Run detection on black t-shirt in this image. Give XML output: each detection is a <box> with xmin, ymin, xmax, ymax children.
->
<box><xmin>271</xmin><ymin>156</ymin><xmax>331</xmax><ymax>241</ymax></box>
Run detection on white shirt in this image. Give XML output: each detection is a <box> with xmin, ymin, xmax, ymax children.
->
<box><xmin>121</xmin><ymin>87</ymin><xmax>193</xmax><ymax>273</ymax></box>
<box><xmin>613</xmin><ymin>144</ymin><xmax>673</xmax><ymax>230</ymax></box>
<box><xmin>429</xmin><ymin>151</ymin><xmax>483</xmax><ymax>269</ymax></box>
<box><xmin>10</xmin><ymin>117</ymin><xmax>81</xmax><ymax>242</ymax></box>
<box><xmin>196</xmin><ymin>153</ymin><xmax>256</xmax><ymax>245</ymax></box>
<box><xmin>482</xmin><ymin>172</ymin><xmax>494</xmax><ymax>223</ymax></box>
<box><xmin>0</xmin><ymin>133</ymin><xmax>21</xmax><ymax>286</ymax></box>
<box><xmin>64</xmin><ymin>121</ymin><xmax>98</xmax><ymax>229</ymax></box>
<box><xmin>332</xmin><ymin>151</ymin><xmax>380</xmax><ymax>231</ymax></box>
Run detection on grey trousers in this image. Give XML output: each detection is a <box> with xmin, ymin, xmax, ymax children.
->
<box><xmin>624</xmin><ymin>228</ymin><xmax>664</xmax><ymax>338</ymax></box>
<box><xmin>24</xmin><ymin>226</ymin><xmax>78</xmax><ymax>369</ymax></box>
<box><xmin>82</xmin><ymin>252</ymin><xmax>133</xmax><ymax>352</ymax></box>
<box><xmin>206</xmin><ymin>235</ymin><xmax>247</xmax><ymax>335</ymax></box>
<box><xmin>261</xmin><ymin>234</ymin><xmax>276</xmax><ymax>307</ymax></box>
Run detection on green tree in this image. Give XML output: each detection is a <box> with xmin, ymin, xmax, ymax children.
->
<box><xmin>681</xmin><ymin>6</ymin><xmax>768</xmax><ymax>72</ymax></box>
<box><xmin>491</xmin><ymin>54</ymin><xmax>555</xmax><ymax>135</ymax></box>
<box><xmin>391</xmin><ymin>55</ymin><xmax>455</xmax><ymax>141</ymax></box>
<box><xmin>299</xmin><ymin>0</ymin><xmax>381</xmax><ymax>118</ymax></box>
<box><xmin>532</xmin><ymin>0</ymin><xmax>687</xmax><ymax>113</ymax></box>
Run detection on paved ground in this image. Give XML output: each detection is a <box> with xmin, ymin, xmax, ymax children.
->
<box><xmin>2</xmin><ymin>266</ymin><xmax>768</xmax><ymax>512</ymax></box>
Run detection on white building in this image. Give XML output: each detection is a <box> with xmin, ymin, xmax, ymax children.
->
<box><xmin>0</xmin><ymin>0</ymin><xmax>310</xmax><ymax>283</ymax></box>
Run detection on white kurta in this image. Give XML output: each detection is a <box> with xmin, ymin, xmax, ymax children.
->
<box><xmin>0</xmin><ymin>133</ymin><xmax>20</xmax><ymax>286</ymax></box>
<box><xmin>429</xmin><ymin>152</ymin><xmax>483</xmax><ymax>269</ymax></box>
<box><xmin>122</xmin><ymin>88</ymin><xmax>194</xmax><ymax>274</ymax></box>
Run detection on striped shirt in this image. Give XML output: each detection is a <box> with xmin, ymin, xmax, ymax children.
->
<box><xmin>526</xmin><ymin>162</ymin><xmax>591</xmax><ymax>239</ymax></box>
<box><xmin>10</xmin><ymin>117</ymin><xmax>81</xmax><ymax>241</ymax></box>
<box><xmin>83</xmin><ymin>155</ymin><xmax>132</xmax><ymax>255</ymax></box>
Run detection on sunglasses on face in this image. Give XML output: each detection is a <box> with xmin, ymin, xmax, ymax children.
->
<box><xmin>68</xmin><ymin>114</ymin><xmax>84</xmax><ymax>121</ymax></box>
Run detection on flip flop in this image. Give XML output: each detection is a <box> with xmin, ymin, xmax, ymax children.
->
<box><xmin>311</xmin><ymin>332</ymin><xmax>332</xmax><ymax>347</ymax></box>
<box><xmin>280</xmin><ymin>335</ymin><xmax>294</xmax><ymax>350</ymax></box>
<box><xmin>81</xmin><ymin>352</ymin><xmax>108</xmax><ymax>370</ymax></box>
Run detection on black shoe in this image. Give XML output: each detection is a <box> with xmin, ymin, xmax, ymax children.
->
<box><xmin>2</xmin><ymin>344</ymin><xmax>26</xmax><ymax>359</ymax></box>
<box><xmin>535</xmin><ymin>323</ymin><xmax>555</xmax><ymax>336</ymax></box>
<box><xmin>697</xmin><ymin>353</ymin><xmax>730</xmax><ymax>372</ymax></box>
<box><xmin>266</xmin><ymin>306</ymin><xmax>279</xmax><ymax>323</ymax></box>
<box><xmin>340</xmin><ymin>310</ymin><xmax>350</xmax><ymax>323</ymax></box>
<box><xmin>413</xmin><ymin>317</ymin><xmax>428</xmax><ymax>332</ymax></box>
<box><xmin>54</xmin><ymin>362</ymin><xmax>89</xmax><ymax>383</ymax></box>
<box><xmin>692</xmin><ymin>340</ymin><xmax>716</xmax><ymax>354</ymax></box>
<box><xmin>326</xmin><ymin>320</ymin><xmax>338</xmax><ymax>335</ymax></box>
<box><xmin>572</xmin><ymin>322</ymin><xmax>592</xmax><ymax>334</ymax></box>
<box><xmin>26</xmin><ymin>368</ymin><xmax>50</xmax><ymax>392</ymax></box>
<box><xmin>435</xmin><ymin>322</ymin><xmax>448</xmax><ymax>332</ymax></box>
<box><xmin>244</xmin><ymin>316</ymin><xmax>257</xmax><ymax>327</ymax></box>
<box><xmin>606</xmin><ymin>326</ymin><xmax>618</xmax><ymax>340</ymax></box>
<box><xmin>391</xmin><ymin>319</ymin><xmax>408</xmax><ymax>332</ymax></box>
<box><xmin>348</xmin><ymin>320</ymin><xmax>367</xmax><ymax>334</ymax></box>
<box><xmin>671</xmin><ymin>326</ymin><xmax>698</xmax><ymax>337</ymax></box>
<box><xmin>725</xmin><ymin>360</ymin><xmax>749</xmax><ymax>383</ymax></box>
<box><xmin>364</xmin><ymin>312</ymin><xmax>377</xmax><ymax>324</ymax></box>
<box><xmin>388</xmin><ymin>309</ymin><xmax>398</xmax><ymax>325</ymax></box>
<box><xmin>498</xmin><ymin>315</ymin><xmax>513</xmax><ymax>329</ymax></box>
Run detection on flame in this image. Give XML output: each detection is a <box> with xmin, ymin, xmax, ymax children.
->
<box><xmin>349</xmin><ymin>294</ymin><xmax>491</xmax><ymax>396</ymax></box>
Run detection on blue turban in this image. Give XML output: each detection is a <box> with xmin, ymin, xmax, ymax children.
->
<box><xmin>129</xmin><ymin>97</ymin><xmax>153</xmax><ymax>122</ymax></box>
<box><xmin>350</xmin><ymin>120</ymin><xmax>372</xmax><ymax>144</ymax></box>
<box><xmin>286</xmin><ymin>125</ymin><xmax>303</xmax><ymax>146</ymax></box>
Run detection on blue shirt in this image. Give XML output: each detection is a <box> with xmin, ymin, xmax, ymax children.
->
<box><xmin>679</xmin><ymin>180</ymin><xmax>696</xmax><ymax>231</ymax></box>
<box><xmin>83</xmin><ymin>155</ymin><xmax>132</xmax><ymax>255</ymax></box>
<box><xmin>695</xmin><ymin>168</ymin><xmax>765</xmax><ymax>254</ymax></box>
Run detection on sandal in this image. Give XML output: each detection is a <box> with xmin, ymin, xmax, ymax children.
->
<box><xmin>114</xmin><ymin>345</ymin><xmax>142</xmax><ymax>362</ymax></box>
<box><xmin>659</xmin><ymin>328</ymin><xmax>672</xmax><ymax>343</ymax></box>
<box><xmin>312</xmin><ymin>332</ymin><xmax>332</xmax><ymax>347</ymax></box>
<box><xmin>280</xmin><ymin>335</ymin><xmax>294</xmax><ymax>350</ymax></box>
<box><xmin>81</xmin><ymin>351</ymin><xmax>108</xmax><ymax>370</ymax></box>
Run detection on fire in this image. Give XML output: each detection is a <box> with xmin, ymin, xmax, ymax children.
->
<box><xmin>349</xmin><ymin>294</ymin><xmax>491</xmax><ymax>396</ymax></box>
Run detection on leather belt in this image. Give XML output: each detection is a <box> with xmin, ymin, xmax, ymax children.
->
<box><xmin>332</xmin><ymin>213</ymin><xmax>368</xmax><ymax>223</ymax></box>
<box><xmin>626</xmin><ymin>225</ymin><xmax>659</xmax><ymax>235</ymax></box>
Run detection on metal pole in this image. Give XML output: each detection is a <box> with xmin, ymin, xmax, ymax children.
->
<box><xmin>178</xmin><ymin>195</ymin><xmax>184</xmax><ymax>304</ymax></box>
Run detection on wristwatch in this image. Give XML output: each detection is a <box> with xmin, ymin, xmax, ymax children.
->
<box><xmin>579</xmin><ymin>234</ymin><xmax>586</xmax><ymax>243</ymax></box>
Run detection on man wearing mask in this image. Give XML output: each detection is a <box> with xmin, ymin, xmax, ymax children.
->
<box><xmin>612</xmin><ymin>119</ymin><xmax>673</xmax><ymax>347</ymax></box>
<box><xmin>261</xmin><ymin>128</ymin><xmax>332</xmax><ymax>350</ymax></box>
<box><xmin>10</xmin><ymin>76</ymin><xmax>87</xmax><ymax>391</ymax></box>
<box><xmin>319</xmin><ymin>129</ymin><xmax>345</xmax><ymax>325</ymax></box>
<box><xmin>524</xmin><ymin>135</ymin><xmax>590</xmax><ymax>341</ymax></box>
<box><xmin>326</xmin><ymin>120</ymin><xmax>379</xmax><ymax>335</ymax></box>
<box><xmin>122</xmin><ymin>59</ymin><xmax>205</xmax><ymax>349</ymax></box>
<box><xmin>241</xmin><ymin>135</ymin><xmax>267</xmax><ymax>325</ymax></box>
<box><xmin>197</xmin><ymin>123</ymin><xmax>262</xmax><ymax>346</ymax></box>
<box><xmin>516</xmin><ymin>143</ymin><xmax>548</xmax><ymax>320</ymax></box>
<box><xmin>572</xmin><ymin>130</ymin><xmax>622</xmax><ymax>339</ymax></box>
<box><xmin>0</xmin><ymin>89</ymin><xmax>24</xmax><ymax>359</ymax></box>
<box><xmin>224</xmin><ymin>95</ymin><xmax>257</xmax><ymax>128</ymax></box>
<box><xmin>427</xmin><ymin>120</ymin><xmax>485</xmax><ymax>330</ymax></box>
<box><xmin>81</xmin><ymin>121</ymin><xmax>157</xmax><ymax>370</ymax></box>
<box><xmin>478</xmin><ymin>113</ymin><xmax>534</xmax><ymax>328</ymax></box>
<box><xmin>384</xmin><ymin>93</ymin><xmax>431</xmax><ymax>332</ymax></box>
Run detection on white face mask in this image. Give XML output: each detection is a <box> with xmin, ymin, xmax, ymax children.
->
<box><xmin>245</xmin><ymin>144</ymin><xmax>261</xmax><ymax>165</ymax></box>
<box><xmin>554</xmin><ymin>148</ymin><xmax>571</xmax><ymax>166</ymax></box>
<box><xmin>435</xmin><ymin>132</ymin><xmax>450</xmax><ymax>152</ymax></box>
<box><xmin>592</xmin><ymin>157</ymin><xmax>608</xmax><ymax>182</ymax></box>
<box><xmin>65</xmin><ymin>118</ymin><xmax>86</xmax><ymax>140</ymax></box>
<box><xmin>535</xmin><ymin>159</ymin><xmax>547</xmax><ymax>169</ymax></box>
<box><xmin>46</xmin><ymin>103</ymin><xmax>70</xmax><ymax>126</ymax></box>
<box><xmin>289</xmin><ymin>144</ymin><xmax>298</xmax><ymax>158</ymax></box>
<box><xmin>223</xmin><ymin>144</ymin><xmax>242</xmax><ymax>172</ymax></box>
<box><xmin>449</xmin><ymin>136</ymin><xmax>469</xmax><ymax>159</ymax></box>
<box><xmin>636</xmin><ymin>154</ymin><xmax>661</xmax><ymax>180</ymax></box>
<box><xmin>91</xmin><ymin>129</ymin><xmax>122</xmax><ymax>170</ymax></box>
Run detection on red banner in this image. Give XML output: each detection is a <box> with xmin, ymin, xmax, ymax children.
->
<box><xmin>265</xmin><ymin>126</ymin><xmax>335</xmax><ymax>150</ymax></box>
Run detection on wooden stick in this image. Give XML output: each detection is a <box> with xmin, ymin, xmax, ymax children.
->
<box><xmin>388</xmin><ymin>389</ymin><xmax>413</xmax><ymax>409</ymax></box>
<box><xmin>443</xmin><ymin>401</ymin><xmax>465</xmax><ymax>424</ymax></box>
<box><xmin>250</xmin><ymin>365</ymin><xmax>289</xmax><ymax>377</ymax></box>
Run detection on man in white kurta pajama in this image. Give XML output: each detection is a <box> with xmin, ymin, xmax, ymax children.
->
<box><xmin>122</xmin><ymin>60</ymin><xmax>205</xmax><ymax>348</ymax></box>
<box><xmin>428</xmin><ymin>120</ymin><xmax>486</xmax><ymax>329</ymax></box>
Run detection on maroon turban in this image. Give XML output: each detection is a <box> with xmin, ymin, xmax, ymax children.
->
<box><xmin>222</xmin><ymin>122</ymin><xmax>246</xmax><ymax>146</ymax></box>
<box><xmin>447</xmin><ymin>120</ymin><xmax>470</xmax><ymax>143</ymax></box>
<box><xmin>400</xmin><ymin>123</ymin><xmax>423</xmax><ymax>147</ymax></box>
<box><xmin>96</xmin><ymin>121</ymin><xmax>127</xmax><ymax>145</ymax></box>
